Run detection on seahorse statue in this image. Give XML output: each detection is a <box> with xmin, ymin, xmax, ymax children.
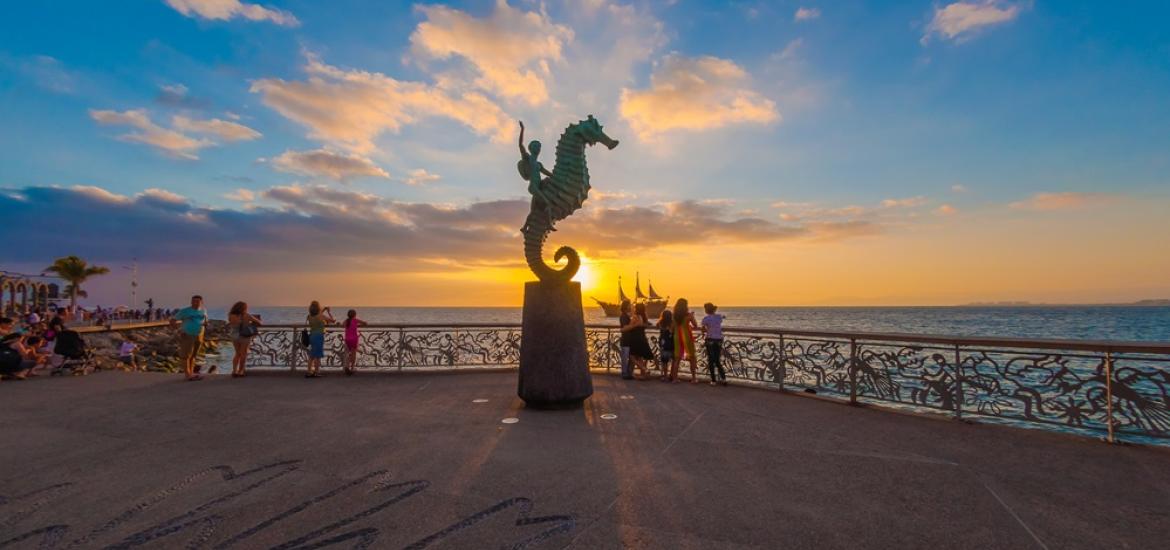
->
<box><xmin>518</xmin><ymin>115</ymin><xmax>619</xmax><ymax>283</ymax></box>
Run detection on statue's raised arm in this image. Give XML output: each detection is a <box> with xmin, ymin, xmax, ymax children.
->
<box><xmin>517</xmin><ymin>121</ymin><xmax>528</xmax><ymax>161</ymax></box>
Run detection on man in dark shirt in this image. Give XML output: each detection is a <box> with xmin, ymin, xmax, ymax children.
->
<box><xmin>618</xmin><ymin>300</ymin><xmax>634</xmax><ymax>380</ymax></box>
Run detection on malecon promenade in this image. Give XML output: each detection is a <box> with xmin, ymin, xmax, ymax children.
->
<box><xmin>2</xmin><ymin>322</ymin><xmax>1169</xmax><ymax>549</ymax></box>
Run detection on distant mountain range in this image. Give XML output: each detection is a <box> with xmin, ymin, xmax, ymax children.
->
<box><xmin>961</xmin><ymin>299</ymin><xmax>1170</xmax><ymax>307</ymax></box>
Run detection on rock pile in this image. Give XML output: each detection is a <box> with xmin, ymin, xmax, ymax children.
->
<box><xmin>81</xmin><ymin>320</ymin><xmax>229</xmax><ymax>372</ymax></box>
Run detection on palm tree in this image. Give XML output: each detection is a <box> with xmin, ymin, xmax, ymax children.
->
<box><xmin>44</xmin><ymin>256</ymin><xmax>111</xmax><ymax>308</ymax></box>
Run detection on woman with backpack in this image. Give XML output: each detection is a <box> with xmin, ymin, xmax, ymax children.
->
<box><xmin>228</xmin><ymin>301</ymin><xmax>262</xmax><ymax>378</ymax></box>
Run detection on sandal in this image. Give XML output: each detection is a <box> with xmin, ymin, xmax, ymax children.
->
<box><xmin>186</xmin><ymin>375</ymin><xmax>203</xmax><ymax>382</ymax></box>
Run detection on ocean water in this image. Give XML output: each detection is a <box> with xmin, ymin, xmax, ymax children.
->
<box><xmin>206</xmin><ymin>305</ymin><xmax>1170</xmax><ymax>342</ymax></box>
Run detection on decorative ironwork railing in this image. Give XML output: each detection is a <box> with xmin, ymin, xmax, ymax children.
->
<box><xmin>247</xmin><ymin>324</ymin><xmax>1170</xmax><ymax>445</ymax></box>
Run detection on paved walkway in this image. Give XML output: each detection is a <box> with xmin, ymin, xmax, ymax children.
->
<box><xmin>1</xmin><ymin>370</ymin><xmax>1167</xmax><ymax>549</ymax></box>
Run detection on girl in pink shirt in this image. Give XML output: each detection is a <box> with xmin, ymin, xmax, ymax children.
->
<box><xmin>343</xmin><ymin>309</ymin><xmax>367</xmax><ymax>376</ymax></box>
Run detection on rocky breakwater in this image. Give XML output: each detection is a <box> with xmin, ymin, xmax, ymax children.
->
<box><xmin>80</xmin><ymin>320</ymin><xmax>230</xmax><ymax>372</ymax></box>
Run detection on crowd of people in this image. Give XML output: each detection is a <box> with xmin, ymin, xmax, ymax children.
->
<box><xmin>617</xmin><ymin>298</ymin><xmax>728</xmax><ymax>385</ymax></box>
<box><xmin>3</xmin><ymin>304</ymin><xmax>179</xmax><ymax>328</ymax></box>
<box><xmin>4</xmin><ymin>294</ymin><xmax>730</xmax><ymax>386</ymax></box>
<box><xmin>0</xmin><ymin>310</ymin><xmax>76</xmax><ymax>380</ymax></box>
<box><xmin>172</xmin><ymin>296</ymin><xmax>367</xmax><ymax>382</ymax></box>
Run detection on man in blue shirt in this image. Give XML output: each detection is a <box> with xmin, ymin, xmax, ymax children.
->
<box><xmin>170</xmin><ymin>295</ymin><xmax>207</xmax><ymax>381</ymax></box>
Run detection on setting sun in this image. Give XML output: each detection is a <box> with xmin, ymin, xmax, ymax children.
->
<box><xmin>572</xmin><ymin>254</ymin><xmax>598</xmax><ymax>293</ymax></box>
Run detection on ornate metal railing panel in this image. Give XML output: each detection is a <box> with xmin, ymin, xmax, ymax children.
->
<box><xmin>245</xmin><ymin>324</ymin><xmax>1170</xmax><ymax>444</ymax></box>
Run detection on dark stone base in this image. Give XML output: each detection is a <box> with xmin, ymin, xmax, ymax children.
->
<box><xmin>518</xmin><ymin>281</ymin><xmax>593</xmax><ymax>409</ymax></box>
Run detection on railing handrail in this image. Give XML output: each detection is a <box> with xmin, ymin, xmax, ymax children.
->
<box><xmin>251</xmin><ymin>323</ymin><xmax>1170</xmax><ymax>355</ymax></box>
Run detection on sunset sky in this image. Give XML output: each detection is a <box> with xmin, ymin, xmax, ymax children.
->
<box><xmin>2</xmin><ymin>0</ymin><xmax>1169</xmax><ymax>307</ymax></box>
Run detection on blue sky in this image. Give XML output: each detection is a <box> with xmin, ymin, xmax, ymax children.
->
<box><xmin>2</xmin><ymin>1</ymin><xmax>1169</xmax><ymax>306</ymax></box>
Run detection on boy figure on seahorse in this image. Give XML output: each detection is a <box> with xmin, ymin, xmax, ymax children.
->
<box><xmin>518</xmin><ymin>121</ymin><xmax>556</xmax><ymax>234</ymax></box>
<box><xmin>515</xmin><ymin>116</ymin><xmax>619</xmax><ymax>283</ymax></box>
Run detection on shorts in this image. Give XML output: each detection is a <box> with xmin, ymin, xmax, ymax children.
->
<box><xmin>178</xmin><ymin>332</ymin><xmax>203</xmax><ymax>360</ymax></box>
<box><xmin>660</xmin><ymin>350</ymin><xmax>673</xmax><ymax>363</ymax></box>
<box><xmin>120</xmin><ymin>355</ymin><xmax>134</xmax><ymax>365</ymax></box>
<box><xmin>345</xmin><ymin>337</ymin><xmax>359</xmax><ymax>351</ymax></box>
<box><xmin>309</xmin><ymin>333</ymin><xmax>325</xmax><ymax>359</ymax></box>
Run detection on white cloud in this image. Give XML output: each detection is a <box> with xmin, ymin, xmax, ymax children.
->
<box><xmin>90</xmin><ymin>109</ymin><xmax>213</xmax><ymax>160</ymax></box>
<box><xmin>951</xmin><ymin>183</ymin><xmax>969</xmax><ymax>193</ymax></box>
<box><xmin>403</xmin><ymin>168</ymin><xmax>441</xmax><ymax>186</ymax></box>
<box><xmin>777</xmin><ymin>38</ymin><xmax>804</xmax><ymax>61</ymax></box>
<box><xmin>409</xmin><ymin>0</ymin><xmax>573</xmax><ymax>106</ymax></box>
<box><xmin>163</xmin><ymin>0</ymin><xmax>299</xmax><ymax>26</ymax></box>
<box><xmin>224</xmin><ymin>188</ymin><xmax>256</xmax><ymax>202</ymax></box>
<box><xmin>1009</xmin><ymin>192</ymin><xmax>1113</xmax><ymax>211</ymax></box>
<box><xmin>922</xmin><ymin>1</ymin><xmax>1023</xmax><ymax>44</ymax></box>
<box><xmin>794</xmin><ymin>7</ymin><xmax>821</xmax><ymax>22</ymax></box>
<box><xmin>3</xmin><ymin>54</ymin><xmax>76</xmax><ymax>93</ymax></box>
<box><xmin>269</xmin><ymin>148</ymin><xmax>391</xmax><ymax>182</ymax></box>
<box><xmin>619</xmin><ymin>54</ymin><xmax>779</xmax><ymax>141</ymax></box>
<box><xmin>172</xmin><ymin>115</ymin><xmax>261</xmax><ymax>142</ymax></box>
<box><xmin>139</xmin><ymin>188</ymin><xmax>187</xmax><ymax>204</ymax></box>
<box><xmin>90</xmin><ymin>109</ymin><xmax>261</xmax><ymax>159</ymax></box>
<box><xmin>881</xmin><ymin>196</ymin><xmax>928</xmax><ymax>208</ymax></box>
<box><xmin>251</xmin><ymin>53</ymin><xmax>513</xmax><ymax>153</ymax></box>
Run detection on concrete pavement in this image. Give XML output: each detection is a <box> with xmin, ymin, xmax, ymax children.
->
<box><xmin>1</xmin><ymin>370</ymin><xmax>1168</xmax><ymax>549</ymax></box>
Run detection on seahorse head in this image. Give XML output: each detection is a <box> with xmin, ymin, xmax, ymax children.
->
<box><xmin>574</xmin><ymin>115</ymin><xmax>620</xmax><ymax>150</ymax></box>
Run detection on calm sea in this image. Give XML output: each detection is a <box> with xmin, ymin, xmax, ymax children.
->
<box><xmin>206</xmin><ymin>306</ymin><xmax>1170</xmax><ymax>343</ymax></box>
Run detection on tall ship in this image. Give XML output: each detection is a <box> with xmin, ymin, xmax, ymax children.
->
<box><xmin>592</xmin><ymin>273</ymin><xmax>669</xmax><ymax>319</ymax></box>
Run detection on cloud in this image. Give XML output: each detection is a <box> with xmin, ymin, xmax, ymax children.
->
<box><xmin>922</xmin><ymin>1</ymin><xmax>1023</xmax><ymax>44</ymax></box>
<box><xmin>794</xmin><ymin>7</ymin><xmax>821</xmax><ymax>22</ymax></box>
<box><xmin>224</xmin><ymin>188</ymin><xmax>256</xmax><ymax>202</ymax></box>
<box><xmin>776</xmin><ymin>38</ymin><xmax>804</xmax><ymax>61</ymax></box>
<box><xmin>1009</xmin><ymin>192</ymin><xmax>1113</xmax><ymax>211</ymax></box>
<box><xmin>409</xmin><ymin>0</ymin><xmax>573</xmax><ymax>106</ymax></box>
<box><xmin>90</xmin><ymin>109</ymin><xmax>260</xmax><ymax>159</ymax></box>
<box><xmin>0</xmin><ymin>184</ymin><xmax>888</xmax><ymax>273</ymax></box>
<box><xmin>773</xmin><ymin>196</ymin><xmax>934</xmax><ymax>226</ymax></box>
<box><xmin>403</xmin><ymin>169</ymin><xmax>441</xmax><ymax>186</ymax></box>
<box><xmin>156</xmin><ymin>83</ymin><xmax>211</xmax><ymax>109</ymax></box>
<box><xmin>936</xmin><ymin>204</ymin><xmax>958</xmax><ymax>215</ymax></box>
<box><xmin>880</xmin><ymin>196</ymin><xmax>927</xmax><ymax>208</ymax></box>
<box><xmin>619</xmin><ymin>54</ymin><xmax>779</xmax><ymax>141</ymax></box>
<box><xmin>2</xmin><ymin>54</ymin><xmax>76</xmax><ymax>93</ymax></box>
<box><xmin>951</xmin><ymin>183</ymin><xmax>968</xmax><ymax>193</ymax></box>
<box><xmin>172</xmin><ymin>115</ymin><xmax>261</xmax><ymax>142</ymax></box>
<box><xmin>269</xmin><ymin>149</ymin><xmax>390</xmax><ymax>182</ymax></box>
<box><xmin>251</xmin><ymin>53</ymin><xmax>513</xmax><ymax>153</ymax></box>
<box><xmin>163</xmin><ymin>0</ymin><xmax>299</xmax><ymax>26</ymax></box>
<box><xmin>90</xmin><ymin>109</ymin><xmax>213</xmax><ymax>160</ymax></box>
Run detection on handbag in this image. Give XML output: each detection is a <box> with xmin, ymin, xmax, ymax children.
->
<box><xmin>238</xmin><ymin>321</ymin><xmax>257</xmax><ymax>338</ymax></box>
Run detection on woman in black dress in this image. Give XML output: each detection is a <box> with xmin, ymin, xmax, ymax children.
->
<box><xmin>628</xmin><ymin>303</ymin><xmax>653</xmax><ymax>379</ymax></box>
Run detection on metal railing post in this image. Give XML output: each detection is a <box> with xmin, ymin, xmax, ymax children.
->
<box><xmin>1104</xmin><ymin>351</ymin><xmax>1116</xmax><ymax>444</ymax></box>
<box><xmin>953</xmin><ymin>344</ymin><xmax>963</xmax><ymax>419</ymax></box>
<box><xmin>396</xmin><ymin>328</ymin><xmax>405</xmax><ymax>371</ymax></box>
<box><xmin>777</xmin><ymin>334</ymin><xmax>786</xmax><ymax>391</ymax></box>
<box><xmin>849</xmin><ymin>338</ymin><xmax>859</xmax><ymax>405</ymax></box>
<box><xmin>606</xmin><ymin>328</ymin><xmax>613</xmax><ymax>372</ymax></box>
<box><xmin>288</xmin><ymin>327</ymin><xmax>297</xmax><ymax>372</ymax></box>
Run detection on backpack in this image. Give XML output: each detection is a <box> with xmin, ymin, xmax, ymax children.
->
<box><xmin>299</xmin><ymin>329</ymin><xmax>310</xmax><ymax>348</ymax></box>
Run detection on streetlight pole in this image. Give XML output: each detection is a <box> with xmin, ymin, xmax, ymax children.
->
<box><xmin>123</xmin><ymin>259</ymin><xmax>138</xmax><ymax>308</ymax></box>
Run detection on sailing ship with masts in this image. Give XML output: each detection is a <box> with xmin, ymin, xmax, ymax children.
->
<box><xmin>592</xmin><ymin>273</ymin><xmax>669</xmax><ymax>318</ymax></box>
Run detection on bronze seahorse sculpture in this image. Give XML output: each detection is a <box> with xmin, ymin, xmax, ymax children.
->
<box><xmin>517</xmin><ymin>116</ymin><xmax>619</xmax><ymax>283</ymax></box>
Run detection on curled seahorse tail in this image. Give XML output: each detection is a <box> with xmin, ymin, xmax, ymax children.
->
<box><xmin>523</xmin><ymin>211</ymin><xmax>579</xmax><ymax>283</ymax></box>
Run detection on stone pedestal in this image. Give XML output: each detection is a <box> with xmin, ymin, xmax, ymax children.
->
<box><xmin>518</xmin><ymin>281</ymin><xmax>593</xmax><ymax>409</ymax></box>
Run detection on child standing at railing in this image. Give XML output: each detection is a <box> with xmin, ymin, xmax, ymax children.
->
<box><xmin>701</xmin><ymin>302</ymin><xmax>727</xmax><ymax>386</ymax></box>
<box><xmin>657</xmin><ymin>309</ymin><xmax>674</xmax><ymax>381</ymax></box>
<box><xmin>343</xmin><ymin>309</ymin><xmax>367</xmax><ymax>376</ymax></box>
